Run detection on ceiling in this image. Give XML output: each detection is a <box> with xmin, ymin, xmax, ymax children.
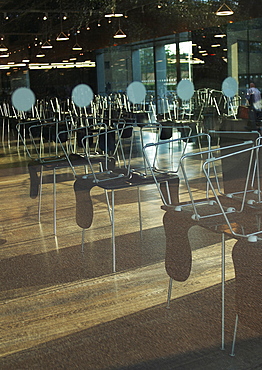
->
<box><xmin>0</xmin><ymin>0</ymin><xmax>261</xmax><ymax>64</ymax></box>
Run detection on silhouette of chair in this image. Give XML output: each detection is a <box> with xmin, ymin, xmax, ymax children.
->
<box><xmin>230</xmin><ymin>239</ymin><xmax>262</xmax><ymax>356</ymax></box>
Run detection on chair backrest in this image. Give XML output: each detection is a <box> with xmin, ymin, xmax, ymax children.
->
<box><xmin>16</xmin><ymin>117</ymin><xmax>73</xmax><ymax>162</ymax></box>
<box><xmin>143</xmin><ymin>132</ymin><xmax>211</xmax><ymax>205</ymax></box>
<box><xmin>176</xmin><ymin>134</ymin><xmax>262</xmax><ymax>242</ymax></box>
<box><xmin>56</xmin><ymin>122</ymin><xmax>134</xmax><ymax>180</ymax></box>
<box><xmin>79</xmin><ymin>123</ymin><xmax>135</xmax><ymax>183</ymax></box>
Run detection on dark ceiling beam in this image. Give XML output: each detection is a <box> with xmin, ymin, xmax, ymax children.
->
<box><xmin>0</xmin><ymin>10</ymin><xmax>83</xmax><ymax>13</ymax></box>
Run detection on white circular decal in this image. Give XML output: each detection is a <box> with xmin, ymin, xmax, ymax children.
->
<box><xmin>177</xmin><ymin>79</ymin><xmax>195</xmax><ymax>101</ymax></box>
<box><xmin>222</xmin><ymin>77</ymin><xmax>238</xmax><ymax>98</ymax></box>
<box><xmin>72</xmin><ymin>84</ymin><xmax>94</xmax><ymax>107</ymax></box>
<box><xmin>127</xmin><ymin>81</ymin><xmax>146</xmax><ymax>104</ymax></box>
<box><xmin>11</xmin><ymin>87</ymin><xmax>35</xmax><ymax>111</ymax></box>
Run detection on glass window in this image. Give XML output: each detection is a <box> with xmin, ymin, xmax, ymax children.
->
<box><xmin>103</xmin><ymin>47</ymin><xmax>132</xmax><ymax>93</ymax></box>
<box><xmin>165</xmin><ymin>41</ymin><xmax>193</xmax><ymax>93</ymax></box>
<box><xmin>139</xmin><ymin>47</ymin><xmax>155</xmax><ymax>97</ymax></box>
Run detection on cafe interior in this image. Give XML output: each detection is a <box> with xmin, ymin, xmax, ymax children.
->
<box><xmin>0</xmin><ymin>0</ymin><xmax>262</xmax><ymax>369</ymax></box>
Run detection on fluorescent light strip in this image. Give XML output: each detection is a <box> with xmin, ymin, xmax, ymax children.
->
<box><xmin>0</xmin><ymin>61</ymin><xmax>95</xmax><ymax>70</ymax></box>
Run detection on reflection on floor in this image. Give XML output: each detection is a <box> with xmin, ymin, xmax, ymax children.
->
<box><xmin>0</xmin><ymin>129</ymin><xmax>261</xmax><ymax>369</ymax></box>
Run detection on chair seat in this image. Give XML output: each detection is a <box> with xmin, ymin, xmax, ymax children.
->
<box><xmin>94</xmin><ymin>170</ymin><xmax>179</xmax><ymax>191</ymax></box>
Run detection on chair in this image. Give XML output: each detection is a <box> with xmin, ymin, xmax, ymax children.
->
<box><xmin>160</xmin><ymin>133</ymin><xmax>260</xmax><ymax>350</ymax></box>
<box><xmin>130</xmin><ymin>121</ymin><xmax>192</xmax><ymax>178</ymax></box>
<box><xmin>198</xmin><ymin>137</ymin><xmax>262</xmax><ymax>354</ymax></box>
<box><xmin>74</xmin><ymin>123</ymin><xmax>180</xmax><ymax>272</ymax></box>
<box><xmin>16</xmin><ymin>117</ymin><xmax>91</xmax><ymax>234</ymax></box>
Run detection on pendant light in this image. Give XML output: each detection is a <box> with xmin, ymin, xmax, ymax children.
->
<box><xmin>105</xmin><ymin>12</ymin><xmax>123</xmax><ymax>18</ymax></box>
<box><xmin>56</xmin><ymin>2</ymin><xmax>69</xmax><ymax>41</ymax></box>
<box><xmin>72</xmin><ymin>42</ymin><xmax>82</xmax><ymax>51</ymax></box>
<box><xmin>114</xmin><ymin>28</ymin><xmax>127</xmax><ymax>38</ymax></box>
<box><xmin>41</xmin><ymin>40</ymin><xmax>53</xmax><ymax>49</ymax></box>
<box><xmin>113</xmin><ymin>20</ymin><xmax>126</xmax><ymax>39</ymax></box>
<box><xmin>56</xmin><ymin>31</ymin><xmax>69</xmax><ymax>41</ymax></box>
<box><xmin>0</xmin><ymin>43</ymin><xmax>8</xmax><ymax>52</ymax></box>
<box><xmin>105</xmin><ymin>4</ymin><xmax>123</xmax><ymax>18</ymax></box>
<box><xmin>72</xmin><ymin>33</ymin><xmax>82</xmax><ymax>51</ymax></box>
<box><xmin>0</xmin><ymin>36</ymin><xmax>8</xmax><ymax>52</ymax></box>
<box><xmin>36</xmin><ymin>51</ymin><xmax>45</xmax><ymax>58</ymax></box>
<box><xmin>215</xmin><ymin>3</ymin><xmax>234</xmax><ymax>16</ymax></box>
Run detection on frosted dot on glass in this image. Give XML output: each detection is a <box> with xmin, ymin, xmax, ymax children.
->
<box><xmin>72</xmin><ymin>84</ymin><xmax>94</xmax><ymax>107</ymax></box>
<box><xmin>11</xmin><ymin>87</ymin><xmax>35</xmax><ymax>112</ymax></box>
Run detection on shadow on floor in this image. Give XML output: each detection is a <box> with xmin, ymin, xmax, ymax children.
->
<box><xmin>1</xmin><ymin>282</ymin><xmax>261</xmax><ymax>370</ymax></box>
<box><xmin>0</xmin><ymin>226</ymin><xmax>166</xmax><ymax>300</ymax></box>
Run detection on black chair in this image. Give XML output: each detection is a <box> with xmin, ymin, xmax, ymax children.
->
<box><xmin>74</xmin><ymin>124</ymin><xmax>180</xmax><ymax>272</ymax></box>
<box><xmin>160</xmin><ymin>135</ymin><xmax>260</xmax><ymax>350</ymax></box>
<box><xmin>17</xmin><ymin>118</ymin><xmax>92</xmax><ymax>234</ymax></box>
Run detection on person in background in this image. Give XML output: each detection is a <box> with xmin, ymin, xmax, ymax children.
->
<box><xmin>246</xmin><ymin>82</ymin><xmax>262</xmax><ymax>130</ymax></box>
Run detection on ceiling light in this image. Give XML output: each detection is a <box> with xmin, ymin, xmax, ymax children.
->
<box><xmin>105</xmin><ymin>13</ymin><xmax>123</xmax><ymax>18</ymax></box>
<box><xmin>214</xmin><ymin>34</ymin><xmax>227</xmax><ymax>38</ymax></box>
<box><xmin>72</xmin><ymin>43</ymin><xmax>82</xmax><ymax>51</ymax></box>
<box><xmin>211</xmin><ymin>44</ymin><xmax>221</xmax><ymax>47</ymax></box>
<box><xmin>43</xmin><ymin>13</ymin><xmax>48</xmax><ymax>21</ymax></box>
<box><xmin>215</xmin><ymin>3</ymin><xmax>234</xmax><ymax>16</ymax></box>
<box><xmin>41</xmin><ymin>40</ymin><xmax>53</xmax><ymax>49</ymax></box>
<box><xmin>0</xmin><ymin>43</ymin><xmax>8</xmax><ymax>52</ymax></box>
<box><xmin>0</xmin><ymin>52</ymin><xmax>9</xmax><ymax>58</ymax></box>
<box><xmin>56</xmin><ymin>31</ymin><xmax>69</xmax><ymax>41</ymax></box>
<box><xmin>0</xmin><ymin>61</ymin><xmax>95</xmax><ymax>70</ymax></box>
<box><xmin>114</xmin><ymin>29</ymin><xmax>126</xmax><ymax>38</ymax></box>
<box><xmin>63</xmin><ymin>13</ymin><xmax>68</xmax><ymax>20</ymax></box>
<box><xmin>114</xmin><ymin>21</ymin><xmax>127</xmax><ymax>39</ymax></box>
<box><xmin>36</xmin><ymin>51</ymin><xmax>45</xmax><ymax>57</ymax></box>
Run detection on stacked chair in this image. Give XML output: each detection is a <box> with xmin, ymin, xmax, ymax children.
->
<box><xmin>157</xmin><ymin>129</ymin><xmax>261</xmax><ymax>351</ymax></box>
<box><xmin>16</xmin><ymin>117</ymin><xmax>92</xmax><ymax>234</ymax></box>
<box><xmin>71</xmin><ymin>122</ymin><xmax>184</xmax><ymax>273</ymax></box>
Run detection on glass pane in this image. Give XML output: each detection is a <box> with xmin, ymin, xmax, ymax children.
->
<box><xmin>103</xmin><ymin>47</ymin><xmax>132</xmax><ymax>94</ymax></box>
<box><xmin>140</xmin><ymin>47</ymin><xmax>155</xmax><ymax>98</ymax></box>
<box><xmin>165</xmin><ymin>41</ymin><xmax>193</xmax><ymax>93</ymax></box>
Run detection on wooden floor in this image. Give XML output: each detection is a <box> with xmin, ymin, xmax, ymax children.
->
<box><xmin>0</xmin><ymin>129</ymin><xmax>261</xmax><ymax>369</ymax></box>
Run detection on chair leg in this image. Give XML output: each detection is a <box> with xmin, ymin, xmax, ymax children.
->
<box><xmin>81</xmin><ymin>228</ymin><xmax>85</xmax><ymax>253</ymax></box>
<box><xmin>38</xmin><ymin>166</ymin><xmax>43</xmax><ymax>223</ymax></box>
<box><xmin>2</xmin><ymin>117</ymin><xmax>5</xmax><ymax>142</ymax></box>
<box><xmin>137</xmin><ymin>186</ymin><xmax>143</xmax><ymax>237</ymax></box>
<box><xmin>230</xmin><ymin>314</ymin><xmax>239</xmax><ymax>357</ymax></box>
<box><xmin>221</xmin><ymin>232</ymin><xmax>226</xmax><ymax>350</ymax></box>
<box><xmin>53</xmin><ymin>168</ymin><xmax>57</xmax><ymax>235</ymax></box>
<box><xmin>166</xmin><ymin>277</ymin><xmax>173</xmax><ymax>309</ymax></box>
<box><xmin>111</xmin><ymin>190</ymin><xmax>116</xmax><ymax>273</ymax></box>
<box><xmin>104</xmin><ymin>189</ymin><xmax>113</xmax><ymax>225</ymax></box>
